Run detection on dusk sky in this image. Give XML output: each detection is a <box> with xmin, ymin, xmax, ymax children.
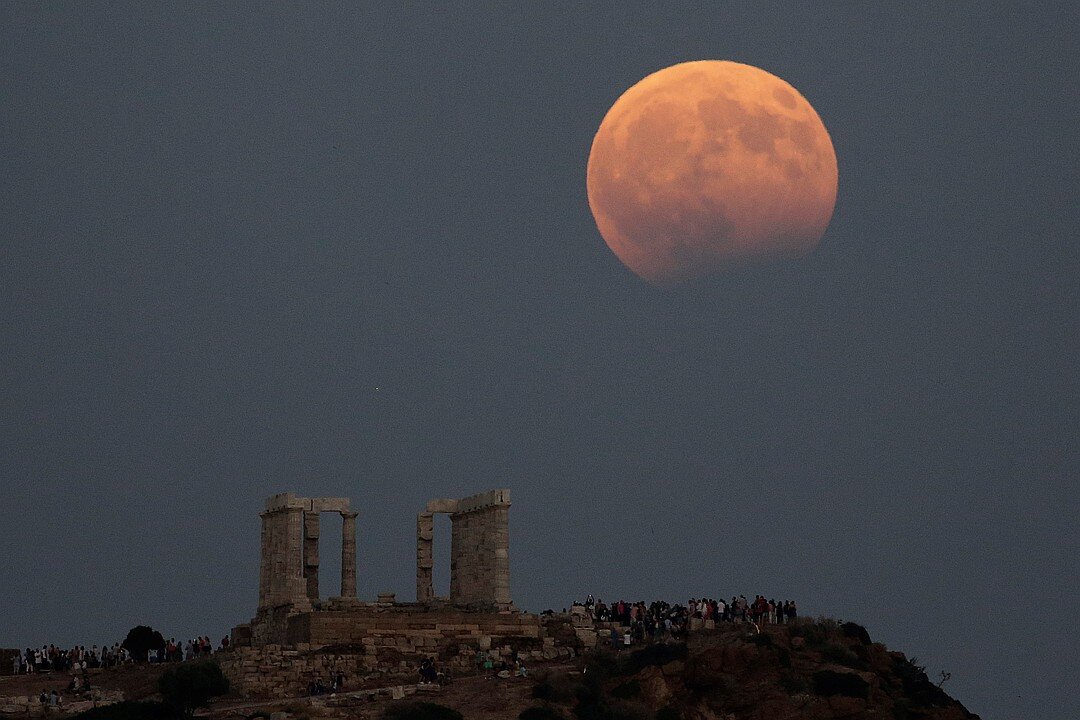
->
<box><xmin>1</xmin><ymin>4</ymin><xmax>1077</xmax><ymax>719</ymax></box>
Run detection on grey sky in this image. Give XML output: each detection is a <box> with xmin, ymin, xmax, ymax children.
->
<box><xmin>1</xmin><ymin>4</ymin><xmax>1077</xmax><ymax>719</ymax></box>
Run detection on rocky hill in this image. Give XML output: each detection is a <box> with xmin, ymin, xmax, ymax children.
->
<box><xmin>529</xmin><ymin>618</ymin><xmax>978</xmax><ymax>720</ymax></box>
<box><xmin>1</xmin><ymin>618</ymin><xmax>980</xmax><ymax>719</ymax></box>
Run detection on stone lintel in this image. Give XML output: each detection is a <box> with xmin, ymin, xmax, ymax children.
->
<box><xmin>310</xmin><ymin>497</ymin><xmax>351</xmax><ymax>513</ymax></box>
<box><xmin>424</xmin><ymin>498</ymin><xmax>460</xmax><ymax>514</ymax></box>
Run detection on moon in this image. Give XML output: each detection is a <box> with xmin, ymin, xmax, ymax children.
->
<box><xmin>587</xmin><ymin>60</ymin><xmax>838</xmax><ymax>286</ymax></box>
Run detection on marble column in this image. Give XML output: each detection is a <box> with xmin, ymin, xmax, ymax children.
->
<box><xmin>257</xmin><ymin>511</ymin><xmax>272</xmax><ymax>609</ymax></box>
<box><xmin>282</xmin><ymin>507</ymin><xmax>307</xmax><ymax>606</ymax></box>
<box><xmin>416</xmin><ymin>512</ymin><xmax>434</xmax><ymax>602</ymax></box>
<box><xmin>340</xmin><ymin>511</ymin><xmax>358</xmax><ymax>598</ymax></box>
<box><xmin>303</xmin><ymin>511</ymin><xmax>320</xmax><ymax>601</ymax></box>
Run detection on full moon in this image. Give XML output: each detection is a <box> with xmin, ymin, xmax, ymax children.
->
<box><xmin>587</xmin><ymin>60</ymin><xmax>838</xmax><ymax>286</ymax></box>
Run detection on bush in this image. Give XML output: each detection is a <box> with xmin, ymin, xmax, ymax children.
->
<box><xmin>121</xmin><ymin>626</ymin><xmax>166</xmax><ymax>662</ymax></box>
<box><xmin>812</xmin><ymin>670</ymin><xmax>869</xmax><ymax>699</ymax></box>
<box><xmin>71</xmin><ymin>701</ymin><xmax>171</xmax><ymax>720</ymax></box>
<box><xmin>779</xmin><ymin>671</ymin><xmax>809</xmax><ymax>694</ymax></box>
<box><xmin>574</xmin><ymin>699</ymin><xmax>651</xmax><ymax>720</ymax></box>
<box><xmin>621</xmin><ymin>644</ymin><xmax>687</xmax><ymax>675</ymax></box>
<box><xmin>749</xmin><ymin>633</ymin><xmax>773</xmax><ymax>647</ymax></box>
<box><xmin>520</xmin><ymin>707</ymin><xmax>566</xmax><ymax>720</ymax></box>
<box><xmin>382</xmin><ymin>702</ymin><xmax>464</xmax><ymax>720</ymax></box>
<box><xmin>821</xmin><ymin>643</ymin><xmax>866</xmax><ymax>670</ymax></box>
<box><xmin>532</xmin><ymin>672</ymin><xmax>581</xmax><ymax>703</ymax></box>
<box><xmin>610</xmin><ymin>680</ymin><xmax>640</xmax><ymax>699</ymax></box>
<box><xmin>891</xmin><ymin>656</ymin><xmax>952</xmax><ymax>709</ymax></box>
<box><xmin>158</xmin><ymin>660</ymin><xmax>230</xmax><ymax>718</ymax></box>
<box><xmin>655</xmin><ymin>706</ymin><xmax>681</xmax><ymax>720</ymax></box>
<box><xmin>584</xmin><ymin>650</ymin><xmax>623</xmax><ymax>681</ymax></box>
<box><xmin>841</xmin><ymin>622</ymin><xmax>872</xmax><ymax>645</ymax></box>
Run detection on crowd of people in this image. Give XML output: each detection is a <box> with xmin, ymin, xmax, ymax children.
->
<box><xmin>307</xmin><ymin>670</ymin><xmax>346</xmax><ymax>696</ymax></box>
<box><xmin>571</xmin><ymin>594</ymin><xmax>799</xmax><ymax>645</ymax></box>
<box><xmin>11</xmin><ymin>635</ymin><xmax>230</xmax><ymax>676</ymax></box>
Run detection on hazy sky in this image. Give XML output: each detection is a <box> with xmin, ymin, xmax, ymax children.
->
<box><xmin>2</xmin><ymin>4</ymin><xmax>1077</xmax><ymax>719</ymax></box>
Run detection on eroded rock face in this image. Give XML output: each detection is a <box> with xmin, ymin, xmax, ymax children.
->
<box><xmin>605</xmin><ymin>621</ymin><xmax>979</xmax><ymax>720</ymax></box>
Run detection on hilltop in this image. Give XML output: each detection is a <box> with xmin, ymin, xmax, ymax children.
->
<box><xmin>2</xmin><ymin>617</ymin><xmax>978</xmax><ymax>719</ymax></box>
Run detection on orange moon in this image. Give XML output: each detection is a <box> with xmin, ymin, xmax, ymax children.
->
<box><xmin>587</xmin><ymin>60</ymin><xmax>838</xmax><ymax>286</ymax></box>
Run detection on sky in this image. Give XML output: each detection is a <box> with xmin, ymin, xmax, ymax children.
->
<box><xmin>1</xmin><ymin>4</ymin><xmax>1077</xmax><ymax>718</ymax></box>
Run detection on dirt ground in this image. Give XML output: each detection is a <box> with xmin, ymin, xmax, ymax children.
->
<box><xmin>2</xmin><ymin>662</ymin><xmax>574</xmax><ymax>719</ymax></box>
<box><xmin>205</xmin><ymin>667</ymin><xmax>574</xmax><ymax>720</ymax></box>
<box><xmin>0</xmin><ymin>663</ymin><xmax>165</xmax><ymax>703</ymax></box>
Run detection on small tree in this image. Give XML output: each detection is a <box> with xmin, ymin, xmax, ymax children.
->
<box><xmin>381</xmin><ymin>701</ymin><xmax>463</xmax><ymax>720</ymax></box>
<box><xmin>121</xmin><ymin>626</ymin><xmax>166</xmax><ymax>662</ymax></box>
<box><xmin>158</xmin><ymin>660</ymin><xmax>229</xmax><ymax>719</ymax></box>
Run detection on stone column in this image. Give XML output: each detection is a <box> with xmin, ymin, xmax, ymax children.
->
<box><xmin>491</xmin><ymin>504</ymin><xmax>512</xmax><ymax>610</ymax></box>
<box><xmin>340</xmin><ymin>511</ymin><xmax>358</xmax><ymax>598</ymax></box>
<box><xmin>259</xmin><ymin>506</ymin><xmax>307</xmax><ymax>608</ymax></box>
<box><xmin>449</xmin><ymin>511</ymin><xmax>469</xmax><ymax>602</ymax></box>
<box><xmin>416</xmin><ymin>512</ymin><xmax>434</xmax><ymax>602</ymax></box>
<box><xmin>303</xmin><ymin>511</ymin><xmax>320</xmax><ymax>601</ymax></box>
<box><xmin>257</xmin><ymin>511</ymin><xmax>272</xmax><ymax>609</ymax></box>
<box><xmin>282</xmin><ymin>507</ymin><xmax>307</xmax><ymax>606</ymax></box>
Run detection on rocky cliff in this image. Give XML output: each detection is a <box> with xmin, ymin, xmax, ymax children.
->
<box><xmin>541</xmin><ymin>618</ymin><xmax>978</xmax><ymax>720</ymax></box>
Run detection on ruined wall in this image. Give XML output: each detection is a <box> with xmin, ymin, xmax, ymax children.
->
<box><xmin>219</xmin><ymin>610</ymin><xmax>575</xmax><ymax>698</ymax></box>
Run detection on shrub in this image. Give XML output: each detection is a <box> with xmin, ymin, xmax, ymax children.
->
<box><xmin>585</xmin><ymin>650</ymin><xmax>623</xmax><ymax>680</ymax></box>
<box><xmin>602</xmin><ymin>700</ymin><xmax>651</xmax><ymax>720</ymax></box>
<box><xmin>749</xmin><ymin>633</ymin><xmax>773</xmax><ymax>648</ymax></box>
<box><xmin>655</xmin><ymin>706</ymin><xmax>681</xmax><ymax>720</ymax></box>
<box><xmin>382</xmin><ymin>701</ymin><xmax>464</xmax><ymax>720</ymax></box>
<box><xmin>891</xmin><ymin>656</ymin><xmax>952</xmax><ymax>709</ymax></box>
<box><xmin>812</xmin><ymin>670</ymin><xmax>869</xmax><ymax>699</ymax></box>
<box><xmin>821</xmin><ymin>643</ymin><xmax>866</xmax><ymax>670</ymax></box>
<box><xmin>841</xmin><ymin>622</ymin><xmax>872</xmax><ymax>645</ymax></box>
<box><xmin>520</xmin><ymin>707</ymin><xmax>566</xmax><ymax>720</ymax></box>
<box><xmin>158</xmin><ymin>660</ymin><xmax>230</xmax><ymax>719</ymax></box>
<box><xmin>779</xmin><ymin>671</ymin><xmax>809</xmax><ymax>694</ymax></box>
<box><xmin>121</xmin><ymin>626</ymin><xmax>166</xmax><ymax>662</ymax></box>
<box><xmin>532</xmin><ymin>672</ymin><xmax>581</xmax><ymax>703</ymax></box>
<box><xmin>574</xmin><ymin>700</ymin><xmax>651</xmax><ymax>720</ymax></box>
<box><xmin>610</xmin><ymin>680</ymin><xmax>640</xmax><ymax>699</ymax></box>
<box><xmin>789</xmin><ymin>621</ymin><xmax>830</xmax><ymax>648</ymax></box>
<box><xmin>621</xmin><ymin>644</ymin><xmax>687</xmax><ymax>675</ymax></box>
<box><xmin>72</xmin><ymin>701</ymin><xmax>171</xmax><ymax>720</ymax></box>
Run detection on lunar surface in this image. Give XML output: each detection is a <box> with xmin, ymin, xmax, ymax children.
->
<box><xmin>587</xmin><ymin>60</ymin><xmax>838</xmax><ymax>286</ymax></box>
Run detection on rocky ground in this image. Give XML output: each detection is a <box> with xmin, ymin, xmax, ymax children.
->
<box><xmin>1</xmin><ymin>619</ymin><xmax>980</xmax><ymax>719</ymax></box>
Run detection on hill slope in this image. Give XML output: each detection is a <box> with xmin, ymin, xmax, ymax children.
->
<box><xmin>548</xmin><ymin>618</ymin><xmax>978</xmax><ymax>720</ymax></box>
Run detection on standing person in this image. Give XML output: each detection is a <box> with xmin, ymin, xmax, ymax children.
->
<box><xmin>787</xmin><ymin>600</ymin><xmax>797</xmax><ymax>623</ymax></box>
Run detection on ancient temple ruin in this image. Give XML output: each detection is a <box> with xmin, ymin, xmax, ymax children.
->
<box><xmin>257</xmin><ymin>493</ymin><xmax>359</xmax><ymax>610</ymax></box>
<box><xmin>416</xmin><ymin>489</ymin><xmax>512</xmax><ymax>610</ymax></box>
<box><xmin>236</xmin><ymin>489</ymin><xmax>517</xmax><ymax>648</ymax></box>
<box><xmin>223</xmin><ymin>489</ymin><xmax>585</xmax><ymax>699</ymax></box>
